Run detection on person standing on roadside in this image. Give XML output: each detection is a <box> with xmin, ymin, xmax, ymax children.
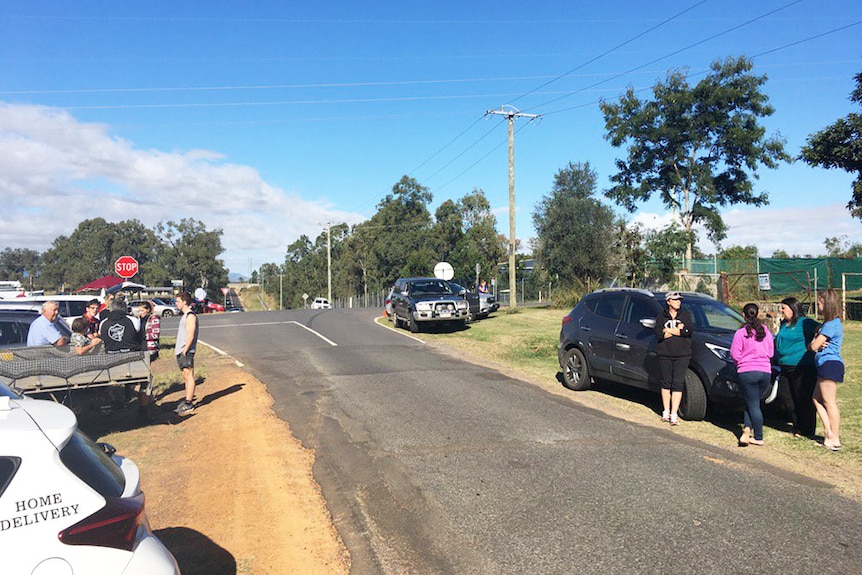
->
<box><xmin>137</xmin><ymin>301</ymin><xmax>161</xmax><ymax>361</ymax></box>
<box><xmin>655</xmin><ymin>291</ymin><xmax>693</xmax><ymax>426</ymax></box>
<box><xmin>99</xmin><ymin>299</ymin><xmax>141</xmax><ymax>353</ymax></box>
<box><xmin>174</xmin><ymin>292</ymin><xmax>199</xmax><ymax>414</ymax></box>
<box><xmin>731</xmin><ymin>303</ymin><xmax>774</xmax><ymax>447</ymax></box>
<box><xmin>810</xmin><ymin>289</ymin><xmax>844</xmax><ymax>452</ymax></box>
<box><xmin>774</xmin><ymin>297</ymin><xmax>818</xmax><ymax>438</ymax></box>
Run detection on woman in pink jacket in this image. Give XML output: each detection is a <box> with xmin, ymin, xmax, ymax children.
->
<box><xmin>731</xmin><ymin>303</ymin><xmax>774</xmax><ymax>446</ymax></box>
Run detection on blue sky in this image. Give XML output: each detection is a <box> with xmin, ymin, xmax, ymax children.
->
<box><xmin>1</xmin><ymin>0</ymin><xmax>861</xmax><ymax>278</ymax></box>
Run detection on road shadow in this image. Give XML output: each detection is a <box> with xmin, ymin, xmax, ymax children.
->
<box><xmin>156</xmin><ymin>526</ymin><xmax>237</xmax><ymax>575</ymax></box>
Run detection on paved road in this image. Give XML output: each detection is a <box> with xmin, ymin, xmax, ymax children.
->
<box><xmin>171</xmin><ymin>308</ymin><xmax>862</xmax><ymax>574</ymax></box>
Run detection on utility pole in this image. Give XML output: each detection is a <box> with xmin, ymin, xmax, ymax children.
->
<box><xmin>486</xmin><ymin>105</ymin><xmax>538</xmax><ymax>309</ymax></box>
<box><xmin>326</xmin><ymin>222</ymin><xmax>332</xmax><ymax>304</ymax></box>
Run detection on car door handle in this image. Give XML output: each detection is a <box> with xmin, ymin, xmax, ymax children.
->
<box><xmin>615</xmin><ymin>333</ymin><xmax>628</xmax><ymax>339</ymax></box>
<box><xmin>616</xmin><ymin>343</ymin><xmax>631</xmax><ymax>351</ymax></box>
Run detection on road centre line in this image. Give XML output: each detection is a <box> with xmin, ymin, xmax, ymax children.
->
<box><xmin>199</xmin><ymin>320</ymin><xmax>338</xmax><ymax>346</ymax></box>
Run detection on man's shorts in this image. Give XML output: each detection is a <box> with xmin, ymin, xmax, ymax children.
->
<box><xmin>176</xmin><ymin>352</ymin><xmax>195</xmax><ymax>371</ymax></box>
<box><xmin>817</xmin><ymin>360</ymin><xmax>844</xmax><ymax>383</ymax></box>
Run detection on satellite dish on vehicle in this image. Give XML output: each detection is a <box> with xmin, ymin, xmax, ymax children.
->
<box><xmin>434</xmin><ymin>261</ymin><xmax>454</xmax><ymax>281</ymax></box>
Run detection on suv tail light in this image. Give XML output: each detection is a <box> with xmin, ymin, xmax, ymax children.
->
<box><xmin>59</xmin><ymin>494</ymin><xmax>145</xmax><ymax>551</ymax></box>
<box><xmin>561</xmin><ymin>315</ymin><xmax>573</xmax><ymax>326</ymax></box>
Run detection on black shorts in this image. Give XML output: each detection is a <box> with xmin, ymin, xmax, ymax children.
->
<box><xmin>817</xmin><ymin>360</ymin><xmax>844</xmax><ymax>383</ymax></box>
<box><xmin>176</xmin><ymin>352</ymin><xmax>195</xmax><ymax>371</ymax></box>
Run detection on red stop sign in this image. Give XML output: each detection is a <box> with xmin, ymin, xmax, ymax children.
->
<box><xmin>115</xmin><ymin>256</ymin><xmax>139</xmax><ymax>279</ymax></box>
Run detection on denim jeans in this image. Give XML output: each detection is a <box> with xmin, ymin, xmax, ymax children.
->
<box><xmin>738</xmin><ymin>370</ymin><xmax>771</xmax><ymax>441</ymax></box>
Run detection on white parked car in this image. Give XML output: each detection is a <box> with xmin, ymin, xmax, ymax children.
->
<box><xmin>0</xmin><ymin>387</ymin><xmax>180</xmax><ymax>574</ymax></box>
<box><xmin>310</xmin><ymin>297</ymin><xmax>331</xmax><ymax>309</ymax></box>
<box><xmin>127</xmin><ymin>298</ymin><xmax>179</xmax><ymax>318</ymax></box>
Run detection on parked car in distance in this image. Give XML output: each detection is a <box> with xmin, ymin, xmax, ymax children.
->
<box><xmin>558</xmin><ymin>288</ymin><xmax>770</xmax><ymax>421</ymax></box>
<box><xmin>0</xmin><ymin>389</ymin><xmax>181</xmax><ymax>574</ymax></box>
<box><xmin>311</xmin><ymin>297</ymin><xmax>332</xmax><ymax>309</ymax></box>
<box><xmin>447</xmin><ymin>282</ymin><xmax>481</xmax><ymax>322</ymax></box>
<box><xmin>390</xmin><ymin>277</ymin><xmax>469</xmax><ymax>332</ymax></box>
<box><xmin>478</xmin><ymin>291</ymin><xmax>500</xmax><ymax>317</ymax></box>
<box><xmin>127</xmin><ymin>298</ymin><xmax>179</xmax><ymax>318</ymax></box>
<box><xmin>0</xmin><ymin>309</ymin><xmax>39</xmax><ymax>348</ymax></box>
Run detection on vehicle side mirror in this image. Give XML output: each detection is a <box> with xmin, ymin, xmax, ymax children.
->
<box><xmin>459</xmin><ymin>289</ymin><xmax>467</xmax><ymax>296</ymax></box>
<box><xmin>640</xmin><ymin>318</ymin><xmax>656</xmax><ymax>328</ymax></box>
<box><xmin>97</xmin><ymin>442</ymin><xmax>117</xmax><ymax>457</ymax></box>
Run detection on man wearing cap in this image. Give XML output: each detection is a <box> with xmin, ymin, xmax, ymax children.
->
<box><xmin>654</xmin><ymin>291</ymin><xmax>693</xmax><ymax>426</ymax></box>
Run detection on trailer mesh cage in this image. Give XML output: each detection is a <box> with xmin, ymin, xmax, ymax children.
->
<box><xmin>0</xmin><ymin>346</ymin><xmax>145</xmax><ymax>381</ymax></box>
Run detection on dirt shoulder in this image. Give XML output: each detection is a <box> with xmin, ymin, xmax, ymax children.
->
<box><xmin>90</xmin><ymin>351</ymin><xmax>349</xmax><ymax>575</ymax></box>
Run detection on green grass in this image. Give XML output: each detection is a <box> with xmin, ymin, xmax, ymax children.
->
<box><xmin>420</xmin><ymin>307</ymin><xmax>862</xmax><ymax>468</ymax></box>
<box><xmin>237</xmin><ymin>285</ymin><xmax>273</xmax><ymax>312</ymax></box>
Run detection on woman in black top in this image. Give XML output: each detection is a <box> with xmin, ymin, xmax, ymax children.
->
<box><xmin>655</xmin><ymin>292</ymin><xmax>693</xmax><ymax>426</ymax></box>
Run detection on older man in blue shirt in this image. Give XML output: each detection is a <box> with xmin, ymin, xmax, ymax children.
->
<box><xmin>27</xmin><ymin>301</ymin><xmax>71</xmax><ymax>347</ymax></box>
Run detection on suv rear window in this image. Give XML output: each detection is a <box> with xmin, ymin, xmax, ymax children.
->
<box><xmin>587</xmin><ymin>294</ymin><xmax>626</xmax><ymax>320</ymax></box>
<box><xmin>59</xmin><ymin>431</ymin><xmax>125</xmax><ymax>498</ymax></box>
<box><xmin>0</xmin><ymin>457</ymin><xmax>21</xmax><ymax>498</ymax></box>
<box><xmin>0</xmin><ymin>320</ymin><xmax>29</xmax><ymax>346</ymax></box>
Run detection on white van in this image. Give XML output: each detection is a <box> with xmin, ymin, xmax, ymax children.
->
<box><xmin>311</xmin><ymin>297</ymin><xmax>332</xmax><ymax>309</ymax></box>
<box><xmin>0</xmin><ymin>295</ymin><xmax>100</xmax><ymax>327</ymax></box>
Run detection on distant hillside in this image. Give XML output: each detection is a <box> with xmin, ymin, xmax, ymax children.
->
<box><xmin>228</xmin><ymin>272</ymin><xmax>246</xmax><ymax>282</ymax></box>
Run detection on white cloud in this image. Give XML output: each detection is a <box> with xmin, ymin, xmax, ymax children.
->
<box><xmin>0</xmin><ymin>102</ymin><xmax>366</xmax><ymax>273</ymax></box>
<box><xmin>625</xmin><ymin>204</ymin><xmax>862</xmax><ymax>257</ymax></box>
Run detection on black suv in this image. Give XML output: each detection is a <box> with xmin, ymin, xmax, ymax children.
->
<box><xmin>390</xmin><ymin>277</ymin><xmax>469</xmax><ymax>332</ymax></box>
<box><xmin>557</xmin><ymin>289</ymin><xmax>756</xmax><ymax>420</ymax></box>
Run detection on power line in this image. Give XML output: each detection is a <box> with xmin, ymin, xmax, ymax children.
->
<box><xmin>533</xmin><ymin>0</ymin><xmax>806</xmax><ymax>114</ymax></box>
<box><xmin>510</xmin><ymin>0</ymin><xmax>710</xmax><ymax>106</ymax></box>
<box><xmin>541</xmin><ymin>17</ymin><xmax>862</xmax><ymax>117</ymax></box>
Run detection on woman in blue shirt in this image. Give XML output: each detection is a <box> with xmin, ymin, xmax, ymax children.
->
<box><xmin>810</xmin><ymin>289</ymin><xmax>844</xmax><ymax>451</ymax></box>
<box><xmin>774</xmin><ymin>297</ymin><xmax>819</xmax><ymax>438</ymax></box>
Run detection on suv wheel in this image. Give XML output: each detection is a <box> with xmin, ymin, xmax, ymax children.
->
<box><xmin>679</xmin><ymin>369</ymin><xmax>708</xmax><ymax>421</ymax></box>
<box><xmin>562</xmin><ymin>348</ymin><xmax>591</xmax><ymax>391</ymax></box>
<box><xmin>162</xmin><ymin>310</ymin><xmax>174</xmax><ymax>317</ymax></box>
<box><xmin>408</xmin><ymin>313</ymin><xmax>420</xmax><ymax>333</ymax></box>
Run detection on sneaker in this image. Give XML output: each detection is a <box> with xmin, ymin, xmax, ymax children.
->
<box><xmin>669</xmin><ymin>414</ymin><xmax>679</xmax><ymax>426</ymax></box>
<box><xmin>175</xmin><ymin>399</ymin><xmax>196</xmax><ymax>414</ymax></box>
<box><xmin>661</xmin><ymin>410</ymin><xmax>670</xmax><ymax>422</ymax></box>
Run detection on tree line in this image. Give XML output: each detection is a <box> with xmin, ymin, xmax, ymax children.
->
<box><xmin>0</xmin><ymin>218</ymin><xmax>228</xmax><ymax>294</ymax></box>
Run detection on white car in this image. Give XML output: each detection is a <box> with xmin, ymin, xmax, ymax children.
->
<box><xmin>310</xmin><ymin>297</ymin><xmax>331</xmax><ymax>309</ymax></box>
<box><xmin>0</xmin><ymin>387</ymin><xmax>180</xmax><ymax>575</ymax></box>
<box><xmin>128</xmin><ymin>298</ymin><xmax>179</xmax><ymax>318</ymax></box>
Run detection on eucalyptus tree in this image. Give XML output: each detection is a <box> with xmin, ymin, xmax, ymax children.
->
<box><xmin>601</xmin><ymin>56</ymin><xmax>790</xmax><ymax>262</ymax></box>
<box><xmin>532</xmin><ymin>162</ymin><xmax>616</xmax><ymax>285</ymax></box>
<box><xmin>800</xmin><ymin>72</ymin><xmax>862</xmax><ymax>219</ymax></box>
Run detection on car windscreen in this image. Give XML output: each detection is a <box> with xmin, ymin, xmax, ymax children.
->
<box><xmin>59</xmin><ymin>431</ymin><xmax>125</xmax><ymax>498</ymax></box>
<box><xmin>410</xmin><ymin>280</ymin><xmax>455</xmax><ymax>296</ymax></box>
